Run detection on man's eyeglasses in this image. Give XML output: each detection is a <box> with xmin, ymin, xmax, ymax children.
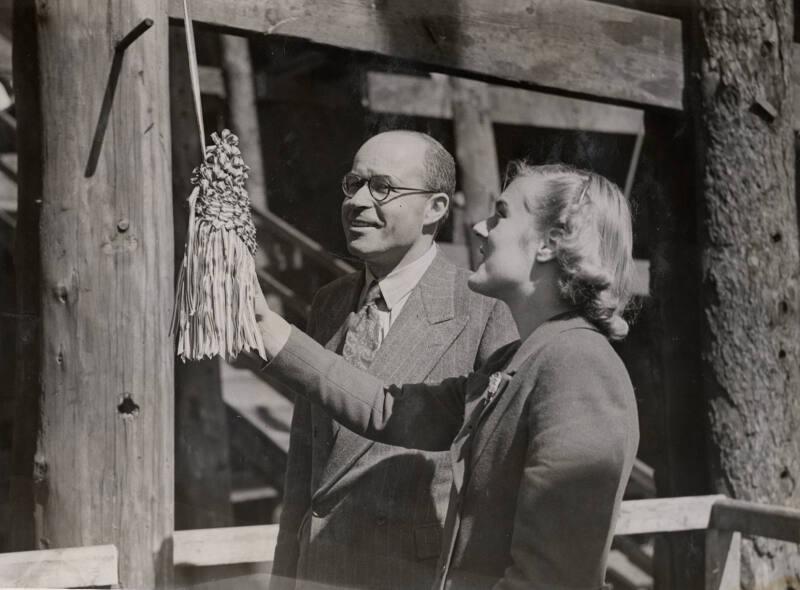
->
<box><xmin>342</xmin><ymin>172</ymin><xmax>439</xmax><ymax>203</ymax></box>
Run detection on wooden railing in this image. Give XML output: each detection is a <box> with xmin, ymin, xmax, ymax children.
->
<box><xmin>4</xmin><ymin>495</ymin><xmax>797</xmax><ymax>589</ymax></box>
<box><xmin>250</xmin><ymin>204</ymin><xmax>354</xmax><ymax>326</ymax></box>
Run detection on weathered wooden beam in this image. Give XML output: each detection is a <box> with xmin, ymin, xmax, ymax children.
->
<box><xmin>170</xmin><ymin>0</ymin><xmax>684</xmax><ymax>109</ymax></box>
<box><xmin>199</xmin><ymin>64</ymin><xmax>225</xmax><ymax>98</ymax></box>
<box><xmin>0</xmin><ymin>544</ymin><xmax>119</xmax><ymax>588</ymax></box>
<box><xmin>14</xmin><ymin>1</ymin><xmax>174</xmax><ymax>586</ymax></box>
<box><xmin>711</xmin><ymin>499</ymin><xmax>800</xmax><ymax>544</ymax></box>
<box><xmin>366</xmin><ymin>72</ymin><xmax>645</xmax><ymax>135</ymax></box>
<box><xmin>451</xmin><ymin>78</ymin><xmax>501</xmax><ymax>268</ymax></box>
<box><xmin>705</xmin><ymin>530</ymin><xmax>741</xmax><ymax>590</ymax></box>
<box><xmin>173</xmin><ymin>524</ymin><xmax>280</xmax><ymax>567</ymax></box>
<box><xmin>615</xmin><ymin>495</ymin><xmax>725</xmax><ymax>536</ymax></box>
<box><xmin>220</xmin><ymin>34</ymin><xmax>268</xmax><ymax>210</ymax></box>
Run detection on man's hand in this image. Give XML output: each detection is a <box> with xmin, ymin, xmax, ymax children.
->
<box><xmin>254</xmin><ymin>287</ymin><xmax>292</xmax><ymax>362</ymax></box>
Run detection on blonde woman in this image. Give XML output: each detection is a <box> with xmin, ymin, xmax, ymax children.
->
<box><xmin>256</xmin><ymin>163</ymin><xmax>640</xmax><ymax>590</ymax></box>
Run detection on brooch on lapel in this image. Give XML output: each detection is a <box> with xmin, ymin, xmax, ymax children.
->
<box><xmin>486</xmin><ymin>372</ymin><xmax>506</xmax><ymax>402</ymax></box>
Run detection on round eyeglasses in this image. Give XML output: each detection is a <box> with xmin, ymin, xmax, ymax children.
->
<box><xmin>342</xmin><ymin>172</ymin><xmax>439</xmax><ymax>203</ymax></box>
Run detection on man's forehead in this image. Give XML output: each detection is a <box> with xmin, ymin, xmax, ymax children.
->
<box><xmin>352</xmin><ymin>133</ymin><xmax>427</xmax><ymax>177</ymax></box>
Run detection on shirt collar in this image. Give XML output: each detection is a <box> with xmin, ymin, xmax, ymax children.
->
<box><xmin>365</xmin><ymin>244</ymin><xmax>438</xmax><ymax>311</ymax></box>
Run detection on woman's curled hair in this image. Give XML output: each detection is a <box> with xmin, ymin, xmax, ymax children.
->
<box><xmin>506</xmin><ymin>161</ymin><xmax>635</xmax><ymax>340</ymax></box>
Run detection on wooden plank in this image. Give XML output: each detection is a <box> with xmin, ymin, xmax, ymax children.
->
<box><xmin>705</xmin><ymin>529</ymin><xmax>740</xmax><ymax>590</ymax></box>
<box><xmin>199</xmin><ymin>64</ymin><xmax>226</xmax><ymax>98</ymax></box>
<box><xmin>252</xmin><ymin>206</ymin><xmax>355</xmax><ymax>276</ymax></box>
<box><xmin>0</xmin><ymin>545</ymin><xmax>118</xmax><ymax>588</ymax></box>
<box><xmin>793</xmin><ymin>44</ymin><xmax>800</xmax><ymax>130</ymax></box>
<box><xmin>366</xmin><ymin>72</ymin><xmax>645</xmax><ymax>135</ymax></box>
<box><xmin>451</xmin><ymin>78</ymin><xmax>501</xmax><ymax>268</ymax></box>
<box><xmin>171</xmin><ymin>0</ymin><xmax>684</xmax><ymax>109</ymax></box>
<box><xmin>220</xmin><ymin>34</ymin><xmax>269</xmax><ymax>210</ymax></box>
<box><xmin>14</xmin><ymin>1</ymin><xmax>174</xmax><ymax>585</ymax></box>
<box><xmin>173</xmin><ymin>524</ymin><xmax>279</xmax><ymax>567</ymax></box>
<box><xmin>606</xmin><ymin>549</ymin><xmax>653</xmax><ymax>590</ymax></box>
<box><xmin>710</xmin><ymin>498</ymin><xmax>800</xmax><ymax>543</ymax></box>
<box><xmin>615</xmin><ymin>495</ymin><xmax>726</xmax><ymax>536</ymax></box>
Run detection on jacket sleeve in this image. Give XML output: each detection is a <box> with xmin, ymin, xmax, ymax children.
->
<box><xmin>475</xmin><ymin>299</ymin><xmax>518</xmax><ymax>369</ymax></box>
<box><xmin>494</xmin><ymin>331</ymin><xmax>639</xmax><ymax>590</ymax></box>
<box><xmin>264</xmin><ymin>327</ymin><xmax>471</xmax><ymax>451</ymax></box>
<box><xmin>269</xmin><ymin>290</ymin><xmax>325</xmax><ymax>590</ymax></box>
<box><xmin>269</xmin><ymin>396</ymin><xmax>312</xmax><ymax>590</ymax></box>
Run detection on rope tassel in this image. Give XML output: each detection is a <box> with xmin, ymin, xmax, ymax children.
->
<box><xmin>171</xmin><ymin>129</ymin><xmax>266</xmax><ymax>361</ymax></box>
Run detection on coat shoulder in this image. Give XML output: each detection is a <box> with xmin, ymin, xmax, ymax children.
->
<box><xmin>311</xmin><ymin>271</ymin><xmax>361</xmax><ymax>309</ymax></box>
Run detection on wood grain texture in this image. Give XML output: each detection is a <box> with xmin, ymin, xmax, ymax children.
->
<box><xmin>614</xmin><ymin>495</ymin><xmax>725</xmax><ymax>535</ymax></box>
<box><xmin>366</xmin><ymin>72</ymin><xmax>645</xmax><ymax>134</ymax></box>
<box><xmin>450</xmin><ymin>77</ymin><xmax>500</xmax><ymax>269</ymax></box>
<box><xmin>711</xmin><ymin>499</ymin><xmax>800</xmax><ymax>543</ymax></box>
<box><xmin>704</xmin><ymin>530</ymin><xmax>740</xmax><ymax>590</ymax></box>
<box><xmin>14</xmin><ymin>0</ymin><xmax>174</xmax><ymax>586</ymax></box>
<box><xmin>170</xmin><ymin>0</ymin><xmax>684</xmax><ymax>109</ymax></box>
<box><xmin>0</xmin><ymin>544</ymin><xmax>118</xmax><ymax>588</ymax></box>
<box><xmin>693</xmin><ymin>0</ymin><xmax>800</xmax><ymax>585</ymax></box>
<box><xmin>220</xmin><ymin>34</ymin><xmax>269</xmax><ymax>211</ymax></box>
<box><xmin>173</xmin><ymin>524</ymin><xmax>279</xmax><ymax>566</ymax></box>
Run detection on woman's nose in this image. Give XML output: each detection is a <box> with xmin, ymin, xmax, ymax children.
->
<box><xmin>472</xmin><ymin>219</ymin><xmax>489</xmax><ymax>239</ymax></box>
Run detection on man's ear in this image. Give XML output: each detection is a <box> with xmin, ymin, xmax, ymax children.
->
<box><xmin>424</xmin><ymin>193</ymin><xmax>450</xmax><ymax>226</ymax></box>
<box><xmin>535</xmin><ymin>227</ymin><xmax>562</xmax><ymax>262</ymax></box>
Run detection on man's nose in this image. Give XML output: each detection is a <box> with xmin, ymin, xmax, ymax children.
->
<box><xmin>472</xmin><ymin>219</ymin><xmax>489</xmax><ymax>238</ymax></box>
<box><xmin>347</xmin><ymin>182</ymin><xmax>374</xmax><ymax>208</ymax></box>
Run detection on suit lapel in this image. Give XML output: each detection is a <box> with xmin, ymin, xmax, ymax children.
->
<box><xmin>314</xmin><ymin>252</ymin><xmax>469</xmax><ymax>500</ymax></box>
<box><xmin>308</xmin><ymin>272</ymin><xmax>363</xmax><ymax>488</ymax></box>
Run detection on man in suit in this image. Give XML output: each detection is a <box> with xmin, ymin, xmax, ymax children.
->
<box><xmin>270</xmin><ymin>130</ymin><xmax>516</xmax><ymax>590</ymax></box>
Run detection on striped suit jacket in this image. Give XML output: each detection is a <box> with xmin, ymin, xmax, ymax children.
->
<box><xmin>267</xmin><ymin>314</ymin><xmax>640</xmax><ymax>590</ymax></box>
<box><xmin>270</xmin><ymin>251</ymin><xmax>517</xmax><ymax>590</ymax></box>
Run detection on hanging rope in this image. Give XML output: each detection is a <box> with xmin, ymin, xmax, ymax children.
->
<box><xmin>171</xmin><ymin>0</ymin><xmax>265</xmax><ymax>361</ymax></box>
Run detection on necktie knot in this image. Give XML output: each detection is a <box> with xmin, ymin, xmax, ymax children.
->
<box><xmin>364</xmin><ymin>281</ymin><xmax>382</xmax><ymax>308</ymax></box>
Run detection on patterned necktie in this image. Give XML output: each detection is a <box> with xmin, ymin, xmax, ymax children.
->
<box><xmin>342</xmin><ymin>281</ymin><xmax>384</xmax><ymax>370</ymax></box>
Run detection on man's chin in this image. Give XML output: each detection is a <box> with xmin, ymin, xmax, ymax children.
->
<box><xmin>467</xmin><ymin>270</ymin><xmax>491</xmax><ymax>296</ymax></box>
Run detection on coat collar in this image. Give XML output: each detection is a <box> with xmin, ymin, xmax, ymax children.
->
<box><xmin>467</xmin><ymin>313</ymin><xmax>599</xmax><ymax>471</ymax></box>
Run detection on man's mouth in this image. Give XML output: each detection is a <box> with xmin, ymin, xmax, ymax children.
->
<box><xmin>349</xmin><ymin>218</ymin><xmax>380</xmax><ymax>228</ymax></box>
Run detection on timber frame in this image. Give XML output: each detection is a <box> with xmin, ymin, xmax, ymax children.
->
<box><xmin>6</xmin><ymin>0</ymin><xmax>800</xmax><ymax>588</ymax></box>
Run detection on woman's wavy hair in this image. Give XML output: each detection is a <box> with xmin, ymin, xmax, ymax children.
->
<box><xmin>506</xmin><ymin>161</ymin><xmax>635</xmax><ymax>340</ymax></box>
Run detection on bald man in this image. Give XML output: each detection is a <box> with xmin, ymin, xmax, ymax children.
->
<box><xmin>270</xmin><ymin>131</ymin><xmax>516</xmax><ymax>590</ymax></box>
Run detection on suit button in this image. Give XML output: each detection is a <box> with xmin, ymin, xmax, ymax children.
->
<box><xmin>376</xmin><ymin>514</ymin><xmax>387</xmax><ymax>526</ymax></box>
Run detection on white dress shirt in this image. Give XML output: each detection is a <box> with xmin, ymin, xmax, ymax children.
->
<box><xmin>359</xmin><ymin>245</ymin><xmax>438</xmax><ymax>342</ymax></box>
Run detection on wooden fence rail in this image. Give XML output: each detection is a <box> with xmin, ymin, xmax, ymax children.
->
<box><xmin>1</xmin><ymin>495</ymin><xmax>799</xmax><ymax>589</ymax></box>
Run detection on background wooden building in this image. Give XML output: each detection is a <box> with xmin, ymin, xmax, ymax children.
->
<box><xmin>1</xmin><ymin>0</ymin><xmax>800</xmax><ymax>588</ymax></box>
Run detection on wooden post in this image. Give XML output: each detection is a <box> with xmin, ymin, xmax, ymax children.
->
<box><xmin>169</xmin><ymin>27</ymin><xmax>234</xmax><ymax>530</ymax></box>
<box><xmin>13</xmin><ymin>1</ymin><xmax>174</xmax><ymax>587</ymax></box>
<box><xmin>450</xmin><ymin>78</ymin><xmax>501</xmax><ymax>269</ymax></box>
<box><xmin>693</xmin><ymin>0</ymin><xmax>800</xmax><ymax>586</ymax></box>
<box><xmin>220</xmin><ymin>34</ymin><xmax>268</xmax><ymax>212</ymax></box>
<box><xmin>705</xmin><ymin>530</ymin><xmax>741</xmax><ymax>590</ymax></box>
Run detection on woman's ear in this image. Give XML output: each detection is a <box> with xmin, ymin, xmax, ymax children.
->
<box><xmin>535</xmin><ymin>227</ymin><xmax>562</xmax><ymax>262</ymax></box>
<box><xmin>424</xmin><ymin>193</ymin><xmax>450</xmax><ymax>226</ymax></box>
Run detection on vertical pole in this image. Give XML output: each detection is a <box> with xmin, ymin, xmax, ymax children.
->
<box><xmin>450</xmin><ymin>77</ymin><xmax>501</xmax><ymax>269</ymax></box>
<box><xmin>220</xmin><ymin>34</ymin><xmax>268</xmax><ymax>213</ymax></box>
<box><xmin>14</xmin><ymin>1</ymin><xmax>174</xmax><ymax>587</ymax></box>
<box><xmin>705</xmin><ymin>530</ymin><xmax>741</xmax><ymax>590</ymax></box>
